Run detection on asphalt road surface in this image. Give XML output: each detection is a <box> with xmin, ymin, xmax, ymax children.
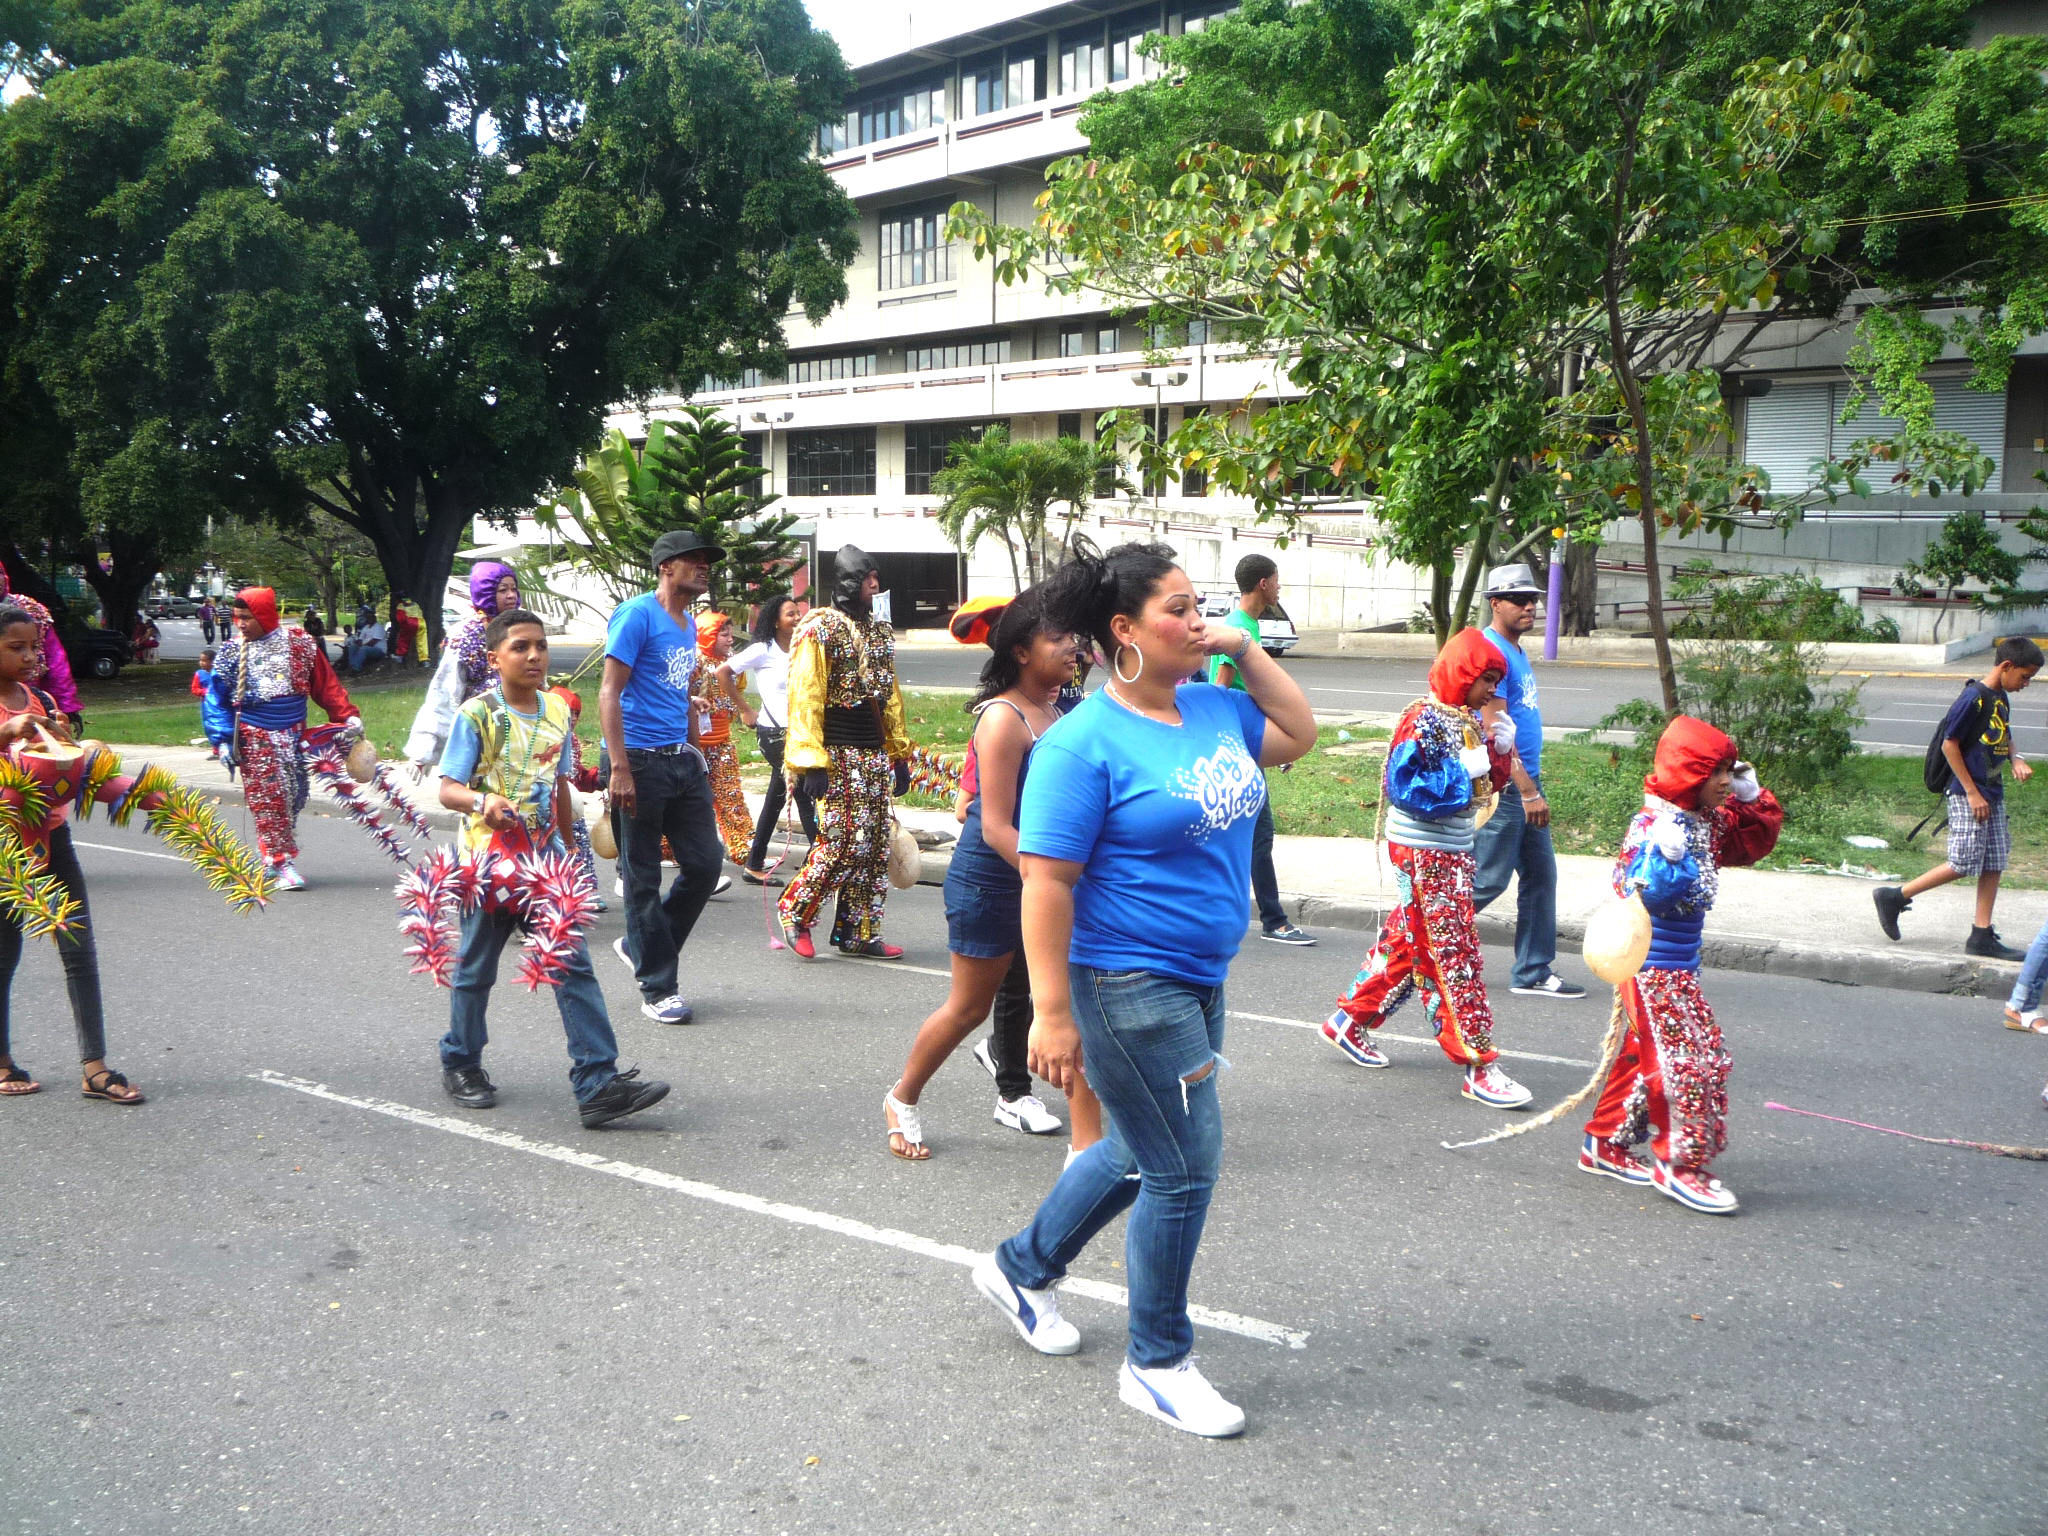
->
<box><xmin>5</xmin><ymin>812</ymin><xmax>2043</xmax><ymax>1535</ymax></box>
<box><xmin>147</xmin><ymin>616</ymin><xmax>2033</xmax><ymax>756</ymax></box>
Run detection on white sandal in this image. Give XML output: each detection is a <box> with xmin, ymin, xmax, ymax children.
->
<box><xmin>884</xmin><ymin>1091</ymin><xmax>928</xmax><ymax>1161</ymax></box>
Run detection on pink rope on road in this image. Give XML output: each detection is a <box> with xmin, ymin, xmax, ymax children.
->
<box><xmin>1764</xmin><ymin>1101</ymin><xmax>2048</xmax><ymax>1161</ymax></box>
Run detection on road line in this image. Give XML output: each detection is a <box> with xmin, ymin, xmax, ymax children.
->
<box><xmin>1228</xmin><ymin>1011</ymin><xmax>1595</xmax><ymax>1067</ymax></box>
<box><xmin>71</xmin><ymin>839</ymin><xmax>186</xmax><ymax>864</ymax></box>
<box><xmin>252</xmin><ymin>1069</ymin><xmax>1310</xmax><ymax>1351</ymax></box>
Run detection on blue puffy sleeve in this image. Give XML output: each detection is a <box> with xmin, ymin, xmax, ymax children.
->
<box><xmin>1622</xmin><ymin>840</ymin><xmax>1701</xmax><ymax>916</ymax></box>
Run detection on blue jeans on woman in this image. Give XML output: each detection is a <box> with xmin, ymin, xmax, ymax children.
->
<box><xmin>996</xmin><ymin>965</ymin><xmax>1226</xmax><ymax>1369</ymax></box>
<box><xmin>2008</xmin><ymin>915</ymin><xmax>2048</xmax><ymax>1014</ymax></box>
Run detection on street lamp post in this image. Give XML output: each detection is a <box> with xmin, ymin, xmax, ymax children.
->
<box><xmin>1131</xmin><ymin>369</ymin><xmax>1188</xmax><ymax>510</ymax></box>
<box><xmin>749</xmin><ymin>409</ymin><xmax>793</xmax><ymax>499</ymax></box>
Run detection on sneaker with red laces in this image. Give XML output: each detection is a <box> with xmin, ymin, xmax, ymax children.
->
<box><xmin>779</xmin><ymin>912</ymin><xmax>815</xmax><ymax>960</ymax></box>
<box><xmin>1653</xmin><ymin>1159</ymin><xmax>1739</xmax><ymax>1214</ymax></box>
<box><xmin>1321</xmin><ymin>1009</ymin><xmax>1389</xmax><ymax>1068</ymax></box>
<box><xmin>1461</xmin><ymin>1063</ymin><xmax>1534</xmax><ymax>1108</ymax></box>
<box><xmin>1578</xmin><ymin>1132</ymin><xmax>1651</xmax><ymax>1185</ymax></box>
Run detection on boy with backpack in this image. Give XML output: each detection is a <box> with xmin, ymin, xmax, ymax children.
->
<box><xmin>1874</xmin><ymin>636</ymin><xmax>2043</xmax><ymax>958</ymax></box>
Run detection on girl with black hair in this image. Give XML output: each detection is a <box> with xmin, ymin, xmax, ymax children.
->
<box><xmin>968</xmin><ymin>544</ymin><xmax>1315</xmax><ymax>1437</ymax></box>
<box><xmin>718</xmin><ymin>594</ymin><xmax>819</xmax><ymax>884</ymax></box>
<box><xmin>883</xmin><ymin>589</ymin><xmax>1102</xmax><ymax>1160</ymax></box>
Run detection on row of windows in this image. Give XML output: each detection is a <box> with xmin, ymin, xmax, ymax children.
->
<box><xmin>907</xmin><ymin>336</ymin><xmax>1012</xmax><ymax>372</ymax></box>
<box><xmin>879</xmin><ymin>206</ymin><xmax>955</xmax><ymax>292</ymax></box>
<box><xmin>817</xmin><ymin>3</ymin><xmax>1237</xmax><ymax>153</ymax></box>
<box><xmin>780</xmin><ymin>417</ymin><xmax>1212</xmax><ymax>499</ymax></box>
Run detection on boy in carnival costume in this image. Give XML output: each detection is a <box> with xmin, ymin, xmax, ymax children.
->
<box><xmin>1581</xmin><ymin>715</ymin><xmax>1781</xmax><ymax>1214</ymax></box>
<box><xmin>1323</xmin><ymin>627</ymin><xmax>1532</xmax><ymax>1109</ymax></box>
<box><xmin>431</xmin><ymin>609</ymin><xmax>668</xmax><ymax>1129</ymax></box>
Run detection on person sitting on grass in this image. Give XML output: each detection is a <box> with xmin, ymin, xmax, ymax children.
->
<box><xmin>1874</xmin><ymin>637</ymin><xmax>2042</xmax><ymax>960</ymax></box>
<box><xmin>433</xmin><ymin>608</ymin><xmax>669</xmax><ymax>1130</ymax></box>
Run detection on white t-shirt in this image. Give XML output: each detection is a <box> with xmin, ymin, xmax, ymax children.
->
<box><xmin>728</xmin><ymin>639</ymin><xmax>792</xmax><ymax>728</ymax></box>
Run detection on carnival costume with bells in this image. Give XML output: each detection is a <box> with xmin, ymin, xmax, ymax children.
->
<box><xmin>694</xmin><ymin>613</ymin><xmax>755</xmax><ymax>868</ymax></box>
<box><xmin>0</xmin><ymin>566</ymin><xmax>81</xmax><ymax>719</ymax></box>
<box><xmin>406</xmin><ymin>561</ymin><xmax>520</xmax><ymax>769</ymax></box>
<box><xmin>778</xmin><ymin>546</ymin><xmax>912</xmax><ymax>953</ymax></box>
<box><xmin>1332</xmin><ymin>628</ymin><xmax>1515</xmax><ymax>1067</ymax></box>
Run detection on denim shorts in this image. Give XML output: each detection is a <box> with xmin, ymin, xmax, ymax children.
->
<box><xmin>944</xmin><ymin>867</ymin><xmax>1022</xmax><ymax>959</ymax></box>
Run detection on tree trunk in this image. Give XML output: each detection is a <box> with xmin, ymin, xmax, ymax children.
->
<box><xmin>1002</xmin><ymin>530</ymin><xmax>1023</xmax><ymax>595</ymax></box>
<box><xmin>1450</xmin><ymin>465</ymin><xmax>1509</xmax><ymax>635</ymax></box>
<box><xmin>1</xmin><ymin>543</ymin><xmax>69</xmax><ymax>621</ymax></box>
<box><xmin>1429</xmin><ymin>558</ymin><xmax>1453</xmax><ymax>647</ymax></box>
<box><xmin>1563</xmin><ymin>540</ymin><xmax>1599</xmax><ymax>636</ymax></box>
<box><xmin>76</xmin><ymin>527</ymin><xmax>161</xmax><ymax>640</ymax></box>
<box><xmin>1604</xmin><ymin>273</ymin><xmax>1679</xmax><ymax>714</ymax></box>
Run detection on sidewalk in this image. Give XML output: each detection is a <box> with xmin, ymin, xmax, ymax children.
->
<box><xmin>121</xmin><ymin>740</ymin><xmax>2041</xmax><ymax>1000</ymax></box>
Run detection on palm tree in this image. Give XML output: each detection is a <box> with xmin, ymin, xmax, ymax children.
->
<box><xmin>932</xmin><ymin>428</ymin><xmax>1130</xmax><ymax>592</ymax></box>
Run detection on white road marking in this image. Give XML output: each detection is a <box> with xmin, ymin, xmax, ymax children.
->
<box><xmin>71</xmin><ymin>839</ymin><xmax>186</xmax><ymax>864</ymax></box>
<box><xmin>843</xmin><ymin>959</ymin><xmax>1594</xmax><ymax>1067</ymax></box>
<box><xmin>253</xmin><ymin>1069</ymin><xmax>1310</xmax><ymax>1351</ymax></box>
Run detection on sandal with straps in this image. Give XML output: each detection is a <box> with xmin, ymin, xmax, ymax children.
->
<box><xmin>884</xmin><ymin>1091</ymin><xmax>928</xmax><ymax>1161</ymax></box>
<box><xmin>82</xmin><ymin>1068</ymin><xmax>144</xmax><ymax>1106</ymax></box>
<box><xmin>0</xmin><ymin>1065</ymin><xmax>40</xmax><ymax>1097</ymax></box>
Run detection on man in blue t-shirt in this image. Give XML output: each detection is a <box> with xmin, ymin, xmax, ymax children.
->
<box><xmin>598</xmin><ymin>529</ymin><xmax>729</xmax><ymax>1024</ymax></box>
<box><xmin>1471</xmin><ymin>563</ymin><xmax>1586</xmax><ymax>999</ymax></box>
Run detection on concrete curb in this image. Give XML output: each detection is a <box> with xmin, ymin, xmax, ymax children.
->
<box><xmin>190</xmin><ymin>774</ymin><xmax>2020</xmax><ymax>1001</ymax></box>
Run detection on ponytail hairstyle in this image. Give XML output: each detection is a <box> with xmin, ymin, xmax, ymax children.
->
<box><xmin>968</xmin><ymin>587</ymin><xmax>1059</xmax><ymax>712</ymax></box>
<box><xmin>751</xmin><ymin>594</ymin><xmax>795</xmax><ymax>648</ymax></box>
<box><xmin>1036</xmin><ymin>541</ymin><xmax>1180</xmax><ymax>665</ymax></box>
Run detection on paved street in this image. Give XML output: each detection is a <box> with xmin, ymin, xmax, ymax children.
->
<box><xmin>5</xmin><ymin>813</ymin><xmax>2044</xmax><ymax>1535</ymax></box>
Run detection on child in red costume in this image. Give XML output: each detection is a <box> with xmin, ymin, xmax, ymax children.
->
<box><xmin>1324</xmin><ymin>628</ymin><xmax>1530</xmax><ymax>1108</ymax></box>
<box><xmin>1580</xmin><ymin>715</ymin><xmax>1782</xmax><ymax>1214</ymax></box>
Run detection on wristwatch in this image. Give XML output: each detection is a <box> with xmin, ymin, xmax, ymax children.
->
<box><xmin>474</xmin><ymin>790</ymin><xmax>487</xmax><ymax>817</ymax></box>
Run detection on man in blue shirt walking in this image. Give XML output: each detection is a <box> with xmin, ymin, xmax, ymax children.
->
<box><xmin>1472</xmin><ymin>563</ymin><xmax>1585</xmax><ymax>999</ymax></box>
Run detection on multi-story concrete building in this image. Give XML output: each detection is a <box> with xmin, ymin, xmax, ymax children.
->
<box><xmin>490</xmin><ymin>0</ymin><xmax>2041</xmax><ymax>648</ymax></box>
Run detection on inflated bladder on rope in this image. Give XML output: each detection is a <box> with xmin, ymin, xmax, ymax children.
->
<box><xmin>1581</xmin><ymin>892</ymin><xmax>1652</xmax><ymax>986</ymax></box>
<box><xmin>589</xmin><ymin>800</ymin><xmax>618</xmax><ymax>860</ymax></box>
<box><xmin>887</xmin><ymin>819</ymin><xmax>920</xmax><ymax>890</ymax></box>
<box><xmin>346</xmin><ymin>736</ymin><xmax>378</xmax><ymax>784</ymax></box>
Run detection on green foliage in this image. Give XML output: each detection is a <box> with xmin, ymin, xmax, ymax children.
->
<box><xmin>1669</xmin><ymin>559</ymin><xmax>1900</xmax><ymax>642</ymax></box>
<box><xmin>930</xmin><ymin>428</ymin><xmax>1130</xmax><ymax>592</ymax></box>
<box><xmin>1896</xmin><ymin>512</ymin><xmax>2024</xmax><ymax>639</ymax></box>
<box><xmin>203</xmin><ymin>512</ymin><xmax>381</xmax><ymax>629</ymax></box>
<box><xmin>1590</xmin><ymin>640</ymin><xmax>1864</xmax><ymax>789</ymax></box>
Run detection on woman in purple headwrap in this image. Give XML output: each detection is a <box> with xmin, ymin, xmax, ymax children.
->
<box><xmin>405</xmin><ymin>561</ymin><xmax>521</xmax><ymax>773</ymax></box>
<box><xmin>0</xmin><ymin>565</ymin><xmax>81</xmax><ymax>724</ymax></box>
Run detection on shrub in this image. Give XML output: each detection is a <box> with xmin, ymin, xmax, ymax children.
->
<box><xmin>1669</xmin><ymin>560</ymin><xmax>1900</xmax><ymax>643</ymax></box>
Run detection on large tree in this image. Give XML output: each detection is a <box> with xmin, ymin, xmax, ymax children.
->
<box><xmin>0</xmin><ymin>0</ymin><xmax>858</xmax><ymax>651</ymax></box>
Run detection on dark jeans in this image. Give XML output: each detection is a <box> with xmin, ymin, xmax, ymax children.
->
<box><xmin>1250</xmin><ymin>794</ymin><xmax>1287</xmax><ymax>932</ymax></box>
<box><xmin>986</xmin><ymin>950</ymin><xmax>1033</xmax><ymax>1101</ymax></box>
<box><xmin>746</xmin><ymin>725</ymin><xmax>818</xmax><ymax>871</ymax></box>
<box><xmin>439</xmin><ymin>905</ymin><xmax>618</xmax><ymax>1102</ymax></box>
<box><xmin>618</xmin><ymin>747</ymin><xmax>723</xmax><ymax>1000</ymax></box>
<box><xmin>997</xmin><ymin>965</ymin><xmax>1226</xmax><ymax>1369</ymax></box>
<box><xmin>1471</xmin><ymin>779</ymin><xmax>1559</xmax><ymax>988</ymax></box>
<box><xmin>0</xmin><ymin>825</ymin><xmax>108</xmax><ymax>1063</ymax></box>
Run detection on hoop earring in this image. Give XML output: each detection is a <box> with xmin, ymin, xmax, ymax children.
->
<box><xmin>1112</xmin><ymin>643</ymin><xmax>1144</xmax><ymax>685</ymax></box>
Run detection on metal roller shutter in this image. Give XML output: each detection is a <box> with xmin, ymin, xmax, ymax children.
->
<box><xmin>1833</xmin><ymin>379</ymin><xmax>2007</xmax><ymax>492</ymax></box>
<box><xmin>1741</xmin><ymin>382</ymin><xmax>1831</xmax><ymax>492</ymax></box>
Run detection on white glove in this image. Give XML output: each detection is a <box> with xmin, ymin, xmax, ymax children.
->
<box><xmin>1486</xmin><ymin>715</ymin><xmax>1516</xmax><ymax>754</ymax></box>
<box><xmin>1730</xmin><ymin>761</ymin><xmax>1761</xmax><ymax>803</ymax></box>
<box><xmin>1649</xmin><ymin>812</ymin><xmax>1690</xmax><ymax>862</ymax></box>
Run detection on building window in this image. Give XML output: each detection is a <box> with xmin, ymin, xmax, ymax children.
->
<box><xmin>1188</xmin><ymin>318</ymin><xmax>1210</xmax><ymax>345</ymax></box>
<box><xmin>697</xmin><ymin>366</ymin><xmax>777</xmax><ymax>393</ymax></box>
<box><xmin>879</xmin><ymin>203</ymin><xmax>956</xmax><ymax>291</ymax></box>
<box><xmin>1109</xmin><ymin>6</ymin><xmax>1164</xmax><ymax>83</ymax></box>
<box><xmin>787</xmin><ymin>428</ymin><xmax>877</xmax><ymax>497</ymax></box>
<box><xmin>905</xmin><ymin>420</ymin><xmax>1005</xmax><ymax>495</ymax></box>
<box><xmin>1171</xmin><ymin>0</ymin><xmax>1237</xmax><ymax>35</ymax></box>
<box><xmin>906</xmin><ymin>335</ymin><xmax>1012</xmax><ymax>372</ymax></box>
<box><xmin>1059</xmin><ymin>325</ymin><xmax>1086</xmax><ymax>358</ymax></box>
<box><xmin>1059</xmin><ymin>23</ymin><xmax>1108</xmax><ymax>95</ymax></box>
<box><xmin>788</xmin><ymin>353</ymin><xmax>875</xmax><ymax>383</ymax></box>
<box><xmin>1057</xmin><ymin>412</ymin><xmax>1083</xmax><ymax>441</ymax></box>
<box><xmin>821</xmin><ymin>73</ymin><xmax>950</xmax><ymax>152</ymax></box>
<box><xmin>1008</xmin><ymin>51</ymin><xmax>1044</xmax><ymax>109</ymax></box>
<box><xmin>962</xmin><ymin>47</ymin><xmax>1045</xmax><ymax>116</ymax></box>
<box><xmin>1097</xmin><ymin>321</ymin><xmax>1122</xmax><ymax>355</ymax></box>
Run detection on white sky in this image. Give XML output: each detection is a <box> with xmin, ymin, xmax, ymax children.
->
<box><xmin>804</xmin><ymin>0</ymin><xmax>920</xmax><ymax>64</ymax></box>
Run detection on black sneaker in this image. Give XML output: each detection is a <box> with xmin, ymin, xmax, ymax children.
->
<box><xmin>1260</xmin><ymin>924</ymin><xmax>1317</xmax><ymax>947</ymax></box>
<box><xmin>1511</xmin><ymin>974</ymin><xmax>1588</xmax><ymax>999</ymax></box>
<box><xmin>442</xmin><ymin>1066</ymin><xmax>497</xmax><ymax>1109</ymax></box>
<box><xmin>1873</xmin><ymin>886</ymin><xmax>1909</xmax><ymax>941</ymax></box>
<box><xmin>579</xmin><ymin>1067</ymin><xmax>670</xmax><ymax>1128</ymax></box>
<box><xmin>1965</xmin><ymin>925</ymin><xmax>2025</xmax><ymax>962</ymax></box>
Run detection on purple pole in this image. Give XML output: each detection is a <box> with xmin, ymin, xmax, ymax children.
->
<box><xmin>1543</xmin><ymin>539</ymin><xmax>1565</xmax><ymax>661</ymax></box>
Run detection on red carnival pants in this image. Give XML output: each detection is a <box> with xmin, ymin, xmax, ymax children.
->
<box><xmin>238</xmin><ymin>724</ymin><xmax>308</xmax><ymax>865</ymax></box>
<box><xmin>1335</xmin><ymin>842</ymin><xmax>1497</xmax><ymax>1065</ymax></box>
<box><xmin>778</xmin><ymin>747</ymin><xmax>891</xmax><ymax>944</ymax></box>
<box><xmin>1584</xmin><ymin>968</ymin><xmax>1729</xmax><ymax>1171</ymax></box>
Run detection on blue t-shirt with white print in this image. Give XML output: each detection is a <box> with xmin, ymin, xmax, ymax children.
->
<box><xmin>1481</xmin><ymin>625</ymin><xmax>1542</xmax><ymax>778</ymax></box>
<box><xmin>1019</xmin><ymin>684</ymin><xmax>1267</xmax><ymax>986</ymax></box>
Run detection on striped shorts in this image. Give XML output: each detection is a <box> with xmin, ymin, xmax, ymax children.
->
<box><xmin>1944</xmin><ymin>793</ymin><xmax>2011</xmax><ymax>875</ymax></box>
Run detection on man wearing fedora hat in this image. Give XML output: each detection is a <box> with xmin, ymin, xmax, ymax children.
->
<box><xmin>1472</xmin><ymin>562</ymin><xmax>1586</xmax><ymax>999</ymax></box>
<box><xmin>598</xmin><ymin>529</ymin><xmax>730</xmax><ymax>1025</ymax></box>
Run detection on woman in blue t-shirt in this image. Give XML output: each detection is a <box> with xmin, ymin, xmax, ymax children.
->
<box><xmin>968</xmin><ymin>544</ymin><xmax>1316</xmax><ymax>1438</ymax></box>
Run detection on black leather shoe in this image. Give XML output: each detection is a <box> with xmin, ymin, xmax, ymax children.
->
<box><xmin>579</xmin><ymin>1067</ymin><xmax>670</xmax><ymax>1128</ymax></box>
<box><xmin>1873</xmin><ymin>885</ymin><xmax>1908</xmax><ymax>941</ymax></box>
<box><xmin>1965</xmin><ymin>925</ymin><xmax>2025</xmax><ymax>961</ymax></box>
<box><xmin>442</xmin><ymin>1066</ymin><xmax>497</xmax><ymax>1109</ymax></box>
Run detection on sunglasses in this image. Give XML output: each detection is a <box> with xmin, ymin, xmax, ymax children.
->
<box><xmin>1496</xmin><ymin>594</ymin><xmax>1539</xmax><ymax>607</ymax></box>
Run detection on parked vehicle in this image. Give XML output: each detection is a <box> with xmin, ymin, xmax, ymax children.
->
<box><xmin>65</xmin><ymin>626</ymin><xmax>134</xmax><ymax>681</ymax></box>
<box><xmin>147</xmin><ymin>595</ymin><xmax>202</xmax><ymax>618</ymax></box>
<box><xmin>1198</xmin><ymin>592</ymin><xmax>1300</xmax><ymax>658</ymax></box>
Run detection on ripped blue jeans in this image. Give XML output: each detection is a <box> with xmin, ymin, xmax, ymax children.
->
<box><xmin>996</xmin><ymin>965</ymin><xmax>1225</xmax><ymax>1368</ymax></box>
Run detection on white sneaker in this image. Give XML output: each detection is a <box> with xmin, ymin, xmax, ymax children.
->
<box><xmin>994</xmin><ymin>1094</ymin><xmax>1063</xmax><ymax>1135</ymax></box>
<box><xmin>612</xmin><ymin>876</ymin><xmax>624</xmax><ymax>898</ymax></box>
<box><xmin>710</xmin><ymin>874</ymin><xmax>732</xmax><ymax>897</ymax></box>
<box><xmin>971</xmin><ymin>1037</ymin><xmax>999</xmax><ymax>1081</ymax></box>
<box><xmin>1462</xmin><ymin>1063</ymin><xmax>1534</xmax><ymax>1109</ymax></box>
<box><xmin>1118</xmin><ymin>1358</ymin><xmax>1246</xmax><ymax>1438</ymax></box>
<box><xmin>273</xmin><ymin>863</ymin><xmax>306</xmax><ymax>892</ymax></box>
<box><xmin>972</xmin><ymin>1257</ymin><xmax>1079</xmax><ymax>1355</ymax></box>
<box><xmin>611</xmin><ymin>936</ymin><xmax>635</xmax><ymax>974</ymax></box>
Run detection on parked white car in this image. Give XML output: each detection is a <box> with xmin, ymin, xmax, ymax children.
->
<box><xmin>1198</xmin><ymin>592</ymin><xmax>1299</xmax><ymax>658</ymax></box>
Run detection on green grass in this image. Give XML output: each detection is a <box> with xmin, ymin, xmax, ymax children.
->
<box><xmin>84</xmin><ymin>671</ymin><xmax>2043</xmax><ymax>887</ymax></box>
